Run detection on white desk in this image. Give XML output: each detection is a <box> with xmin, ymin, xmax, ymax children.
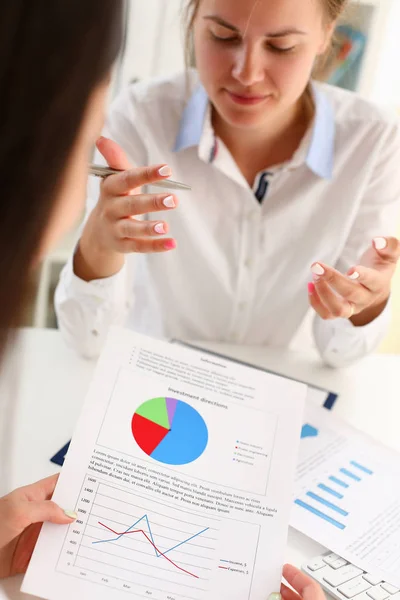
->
<box><xmin>1</xmin><ymin>328</ymin><xmax>400</xmax><ymax>598</ymax></box>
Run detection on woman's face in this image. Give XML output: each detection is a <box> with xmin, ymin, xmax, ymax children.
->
<box><xmin>193</xmin><ymin>0</ymin><xmax>333</xmax><ymax>130</ymax></box>
<box><xmin>40</xmin><ymin>79</ymin><xmax>109</xmax><ymax>256</ymax></box>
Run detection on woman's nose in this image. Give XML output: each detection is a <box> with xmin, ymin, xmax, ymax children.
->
<box><xmin>232</xmin><ymin>45</ymin><xmax>265</xmax><ymax>86</ymax></box>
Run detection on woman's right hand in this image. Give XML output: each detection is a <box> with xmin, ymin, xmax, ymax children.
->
<box><xmin>75</xmin><ymin>136</ymin><xmax>179</xmax><ymax>282</ymax></box>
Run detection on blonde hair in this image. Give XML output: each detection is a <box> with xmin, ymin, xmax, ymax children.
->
<box><xmin>325</xmin><ymin>0</ymin><xmax>348</xmax><ymax>20</ymax></box>
<box><xmin>183</xmin><ymin>0</ymin><xmax>349</xmax><ymax>65</ymax></box>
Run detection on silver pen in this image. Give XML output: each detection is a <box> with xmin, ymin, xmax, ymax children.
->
<box><xmin>89</xmin><ymin>164</ymin><xmax>191</xmax><ymax>191</ymax></box>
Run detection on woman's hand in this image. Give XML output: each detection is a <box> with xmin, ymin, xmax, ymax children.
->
<box><xmin>75</xmin><ymin>136</ymin><xmax>179</xmax><ymax>281</ymax></box>
<box><xmin>268</xmin><ymin>564</ymin><xmax>326</xmax><ymax>600</ymax></box>
<box><xmin>0</xmin><ymin>474</ymin><xmax>76</xmax><ymax>578</ymax></box>
<box><xmin>308</xmin><ymin>237</ymin><xmax>400</xmax><ymax>326</ymax></box>
<box><xmin>278</xmin><ymin>564</ymin><xmax>326</xmax><ymax>600</ymax></box>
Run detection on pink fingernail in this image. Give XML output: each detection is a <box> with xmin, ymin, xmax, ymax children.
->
<box><xmin>308</xmin><ymin>282</ymin><xmax>315</xmax><ymax>295</ymax></box>
<box><xmin>349</xmin><ymin>271</ymin><xmax>360</xmax><ymax>280</ymax></box>
<box><xmin>311</xmin><ymin>263</ymin><xmax>325</xmax><ymax>276</ymax></box>
<box><xmin>158</xmin><ymin>165</ymin><xmax>172</xmax><ymax>177</ymax></box>
<box><xmin>164</xmin><ymin>239</ymin><xmax>176</xmax><ymax>250</ymax></box>
<box><xmin>163</xmin><ymin>195</ymin><xmax>175</xmax><ymax>208</ymax></box>
<box><xmin>154</xmin><ymin>223</ymin><xmax>165</xmax><ymax>234</ymax></box>
<box><xmin>374</xmin><ymin>237</ymin><xmax>387</xmax><ymax>250</ymax></box>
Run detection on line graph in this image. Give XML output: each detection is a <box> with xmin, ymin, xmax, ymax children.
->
<box><xmin>94</xmin><ymin>518</ymin><xmax>210</xmax><ymax>578</ymax></box>
<box><xmin>57</xmin><ymin>476</ymin><xmax>219</xmax><ymax>599</ymax></box>
<box><xmin>57</xmin><ymin>475</ymin><xmax>260</xmax><ymax>599</ymax></box>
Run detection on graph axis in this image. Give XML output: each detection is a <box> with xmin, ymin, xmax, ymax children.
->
<box><xmin>62</xmin><ymin>564</ymin><xmax>202</xmax><ymax>600</ymax></box>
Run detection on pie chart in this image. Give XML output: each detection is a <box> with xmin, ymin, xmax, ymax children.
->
<box><xmin>131</xmin><ymin>397</ymin><xmax>208</xmax><ymax>466</ymax></box>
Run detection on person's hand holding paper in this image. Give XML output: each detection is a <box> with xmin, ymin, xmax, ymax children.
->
<box><xmin>0</xmin><ymin>475</ymin><xmax>76</xmax><ymax>578</ymax></box>
<box><xmin>22</xmin><ymin>328</ymin><xmax>308</xmax><ymax>600</ymax></box>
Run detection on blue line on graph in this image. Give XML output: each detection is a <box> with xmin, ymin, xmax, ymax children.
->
<box><xmin>329</xmin><ymin>476</ymin><xmax>349</xmax><ymax>488</ymax></box>
<box><xmin>220</xmin><ymin>560</ymin><xmax>230</xmax><ymax>563</ymax></box>
<box><xmin>295</xmin><ymin>500</ymin><xmax>346</xmax><ymax>529</ymax></box>
<box><xmin>350</xmin><ymin>461</ymin><xmax>373</xmax><ymax>475</ymax></box>
<box><xmin>166</xmin><ymin>529</ymin><xmax>209</xmax><ymax>555</ymax></box>
<box><xmin>340</xmin><ymin>468</ymin><xmax>361</xmax><ymax>482</ymax></box>
<box><xmin>94</xmin><ymin>514</ymin><xmax>158</xmax><ymax>549</ymax></box>
<box><xmin>92</xmin><ymin>514</ymin><xmax>209</xmax><ymax>558</ymax></box>
<box><xmin>318</xmin><ymin>484</ymin><xmax>343</xmax><ymax>499</ymax></box>
<box><xmin>306</xmin><ymin>492</ymin><xmax>348</xmax><ymax>516</ymax></box>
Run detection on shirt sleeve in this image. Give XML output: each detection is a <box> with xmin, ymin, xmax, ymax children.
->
<box><xmin>313</xmin><ymin>119</ymin><xmax>400</xmax><ymax>368</ymax></box>
<box><xmin>55</xmin><ymin>85</ymin><xmax>148</xmax><ymax>359</ymax></box>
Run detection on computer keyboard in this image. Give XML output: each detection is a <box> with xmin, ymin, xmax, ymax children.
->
<box><xmin>302</xmin><ymin>552</ymin><xmax>400</xmax><ymax>600</ymax></box>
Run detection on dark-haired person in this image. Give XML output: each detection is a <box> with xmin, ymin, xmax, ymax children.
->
<box><xmin>0</xmin><ymin>1</ymin><xmax>322</xmax><ymax>595</ymax></box>
<box><xmin>57</xmin><ymin>0</ymin><xmax>400</xmax><ymax>367</ymax></box>
<box><xmin>0</xmin><ymin>0</ymin><xmax>123</xmax><ymax>578</ymax></box>
<box><xmin>0</xmin><ymin>0</ymin><xmax>164</xmax><ymax>581</ymax></box>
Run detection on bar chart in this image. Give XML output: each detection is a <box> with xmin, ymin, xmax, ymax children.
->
<box><xmin>295</xmin><ymin>459</ymin><xmax>373</xmax><ymax>529</ymax></box>
<box><xmin>291</xmin><ymin>403</ymin><xmax>400</xmax><ymax>586</ymax></box>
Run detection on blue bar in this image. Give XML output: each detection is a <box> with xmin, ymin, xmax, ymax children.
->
<box><xmin>295</xmin><ymin>500</ymin><xmax>346</xmax><ymax>529</ymax></box>
<box><xmin>329</xmin><ymin>476</ymin><xmax>349</xmax><ymax>488</ymax></box>
<box><xmin>306</xmin><ymin>492</ymin><xmax>349</xmax><ymax>516</ymax></box>
<box><xmin>350</xmin><ymin>461</ymin><xmax>373</xmax><ymax>475</ymax></box>
<box><xmin>340</xmin><ymin>468</ymin><xmax>361</xmax><ymax>482</ymax></box>
<box><xmin>318</xmin><ymin>484</ymin><xmax>343</xmax><ymax>499</ymax></box>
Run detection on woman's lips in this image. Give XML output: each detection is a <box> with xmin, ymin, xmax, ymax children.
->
<box><xmin>225</xmin><ymin>89</ymin><xmax>271</xmax><ymax>105</ymax></box>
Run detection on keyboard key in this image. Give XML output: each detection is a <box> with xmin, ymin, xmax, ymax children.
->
<box><xmin>307</xmin><ymin>557</ymin><xmax>326</xmax><ymax>571</ymax></box>
<box><xmin>350</xmin><ymin>594</ymin><xmax>375</xmax><ymax>600</ymax></box>
<box><xmin>323</xmin><ymin>552</ymin><xmax>348</xmax><ymax>569</ymax></box>
<box><xmin>363</xmin><ymin>575</ymin><xmax>383</xmax><ymax>586</ymax></box>
<box><xmin>338</xmin><ymin>576</ymin><xmax>372</xmax><ymax>598</ymax></box>
<box><xmin>323</xmin><ymin>553</ymin><xmax>340</xmax><ymax>564</ymax></box>
<box><xmin>381</xmin><ymin>584</ymin><xmax>399</xmax><ymax>595</ymax></box>
<box><xmin>324</xmin><ymin>565</ymin><xmax>363</xmax><ymax>587</ymax></box>
<box><xmin>367</xmin><ymin>586</ymin><xmax>391</xmax><ymax>600</ymax></box>
<box><xmin>330</xmin><ymin>558</ymin><xmax>349</xmax><ymax>569</ymax></box>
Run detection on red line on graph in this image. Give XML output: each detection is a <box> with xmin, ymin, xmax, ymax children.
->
<box><xmin>218</xmin><ymin>566</ymin><xmax>229</xmax><ymax>570</ymax></box>
<box><xmin>98</xmin><ymin>521</ymin><xmax>199</xmax><ymax>579</ymax></box>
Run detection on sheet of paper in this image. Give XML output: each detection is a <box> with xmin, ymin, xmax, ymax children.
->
<box><xmin>48</xmin><ymin>344</ymin><xmax>337</xmax><ymax>468</ymax></box>
<box><xmin>292</xmin><ymin>403</ymin><xmax>400</xmax><ymax>586</ymax></box>
<box><xmin>172</xmin><ymin>341</ymin><xmax>338</xmax><ymax>412</ymax></box>
<box><xmin>23</xmin><ymin>328</ymin><xmax>306</xmax><ymax>600</ymax></box>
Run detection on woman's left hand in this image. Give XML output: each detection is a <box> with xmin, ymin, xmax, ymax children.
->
<box><xmin>0</xmin><ymin>474</ymin><xmax>76</xmax><ymax>578</ymax></box>
<box><xmin>308</xmin><ymin>237</ymin><xmax>400</xmax><ymax>326</ymax></box>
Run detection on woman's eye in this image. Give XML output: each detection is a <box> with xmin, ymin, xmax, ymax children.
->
<box><xmin>268</xmin><ymin>44</ymin><xmax>296</xmax><ymax>53</ymax></box>
<box><xmin>210</xmin><ymin>31</ymin><xmax>240</xmax><ymax>44</ymax></box>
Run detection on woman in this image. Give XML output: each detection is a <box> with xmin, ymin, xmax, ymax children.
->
<box><xmin>0</xmin><ymin>0</ymin><xmax>122</xmax><ymax>579</ymax></box>
<box><xmin>56</xmin><ymin>0</ymin><xmax>400</xmax><ymax>368</ymax></box>
<box><xmin>0</xmin><ymin>1</ymin><xmax>320</xmax><ymax>596</ymax></box>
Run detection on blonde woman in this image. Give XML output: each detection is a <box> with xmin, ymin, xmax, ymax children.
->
<box><xmin>56</xmin><ymin>0</ymin><xmax>400</xmax><ymax>367</ymax></box>
<box><xmin>0</xmin><ymin>2</ymin><xmax>326</xmax><ymax>592</ymax></box>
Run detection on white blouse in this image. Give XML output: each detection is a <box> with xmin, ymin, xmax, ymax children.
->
<box><xmin>55</xmin><ymin>70</ymin><xmax>400</xmax><ymax>367</ymax></box>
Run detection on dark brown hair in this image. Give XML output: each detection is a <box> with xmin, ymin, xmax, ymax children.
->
<box><xmin>0</xmin><ymin>1</ymin><xmax>123</xmax><ymax>357</ymax></box>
